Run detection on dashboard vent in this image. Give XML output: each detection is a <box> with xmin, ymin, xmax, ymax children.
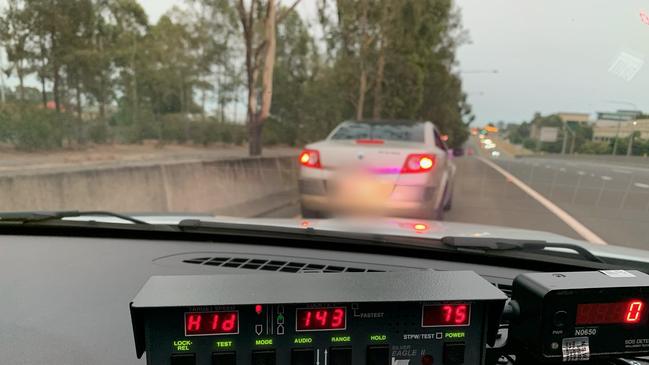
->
<box><xmin>493</xmin><ymin>282</ymin><xmax>512</xmax><ymax>297</ymax></box>
<box><xmin>182</xmin><ymin>256</ymin><xmax>385</xmax><ymax>273</ymax></box>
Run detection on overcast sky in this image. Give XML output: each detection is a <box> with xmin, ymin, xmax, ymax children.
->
<box><xmin>456</xmin><ymin>0</ymin><xmax>649</xmax><ymax>125</ymax></box>
<box><xmin>4</xmin><ymin>1</ymin><xmax>649</xmax><ymax>125</ymax></box>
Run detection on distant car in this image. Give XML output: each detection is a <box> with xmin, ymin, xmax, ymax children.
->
<box><xmin>298</xmin><ymin>120</ymin><xmax>456</xmax><ymax>219</ymax></box>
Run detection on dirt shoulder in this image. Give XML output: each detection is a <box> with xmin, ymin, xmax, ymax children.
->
<box><xmin>0</xmin><ymin>142</ymin><xmax>298</xmax><ymax>175</ymax></box>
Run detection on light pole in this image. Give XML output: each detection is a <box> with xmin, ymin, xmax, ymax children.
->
<box><xmin>627</xmin><ymin>121</ymin><xmax>638</xmax><ymax>156</ymax></box>
<box><xmin>613</xmin><ymin>121</ymin><xmax>622</xmax><ymax>155</ymax></box>
<box><xmin>562</xmin><ymin>123</ymin><xmax>577</xmax><ymax>155</ymax></box>
<box><xmin>603</xmin><ymin>100</ymin><xmax>639</xmax><ymax>155</ymax></box>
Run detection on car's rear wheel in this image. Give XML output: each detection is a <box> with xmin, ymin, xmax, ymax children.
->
<box><xmin>443</xmin><ymin>184</ymin><xmax>453</xmax><ymax>211</ymax></box>
<box><xmin>432</xmin><ymin>207</ymin><xmax>444</xmax><ymax>221</ymax></box>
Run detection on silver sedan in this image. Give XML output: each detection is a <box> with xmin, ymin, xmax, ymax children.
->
<box><xmin>298</xmin><ymin>120</ymin><xmax>456</xmax><ymax>219</ymax></box>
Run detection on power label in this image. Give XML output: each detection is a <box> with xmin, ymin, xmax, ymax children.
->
<box><xmin>562</xmin><ymin>337</ymin><xmax>590</xmax><ymax>362</ymax></box>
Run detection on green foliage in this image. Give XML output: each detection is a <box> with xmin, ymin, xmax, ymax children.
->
<box><xmin>506</xmin><ymin>122</ymin><xmax>530</xmax><ymax>144</ymax></box>
<box><xmin>160</xmin><ymin>114</ymin><xmax>246</xmax><ymax>146</ymax></box>
<box><xmin>86</xmin><ymin>121</ymin><xmax>110</xmax><ymax>144</ymax></box>
<box><xmin>507</xmin><ymin>113</ymin><xmax>595</xmax><ymax>154</ymax></box>
<box><xmin>0</xmin><ymin>0</ymin><xmax>470</xmax><ymax>152</ymax></box>
<box><xmin>266</xmin><ymin>0</ymin><xmax>471</xmax><ymax>148</ymax></box>
<box><xmin>0</xmin><ymin>105</ymin><xmax>68</xmax><ymax>150</ymax></box>
<box><xmin>522</xmin><ymin>138</ymin><xmax>537</xmax><ymax>150</ymax></box>
<box><xmin>578</xmin><ymin>141</ymin><xmax>611</xmax><ymax>155</ymax></box>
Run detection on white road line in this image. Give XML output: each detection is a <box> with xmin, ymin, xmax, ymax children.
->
<box><xmin>577</xmin><ymin>171</ymin><xmax>586</xmax><ymax>176</ymax></box>
<box><xmin>613</xmin><ymin>169</ymin><xmax>632</xmax><ymax>174</ymax></box>
<box><xmin>544</xmin><ymin>165</ymin><xmax>551</xmax><ymax>169</ymax></box>
<box><xmin>559</xmin><ymin>167</ymin><xmax>566</xmax><ymax>172</ymax></box>
<box><xmin>478</xmin><ymin>157</ymin><xmax>607</xmax><ymax>245</ymax></box>
<box><xmin>634</xmin><ymin>183</ymin><xmax>649</xmax><ymax>189</ymax></box>
<box><xmin>601</xmin><ymin>176</ymin><xmax>613</xmax><ymax>181</ymax></box>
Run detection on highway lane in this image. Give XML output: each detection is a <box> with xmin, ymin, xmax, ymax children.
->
<box><xmin>261</xmin><ymin>155</ymin><xmax>590</xmax><ymax>244</ymax></box>
<box><xmin>444</xmin><ymin>157</ymin><xmax>584</xmax><ymax>241</ymax></box>
<box><xmin>257</xmin><ymin>140</ymin><xmax>649</xmax><ymax>249</ymax></box>
<box><xmin>490</xmin><ymin>156</ymin><xmax>649</xmax><ymax>249</ymax></box>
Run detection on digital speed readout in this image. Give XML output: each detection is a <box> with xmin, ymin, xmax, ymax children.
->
<box><xmin>184</xmin><ymin>311</ymin><xmax>239</xmax><ymax>336</ymax></box>
<box><xmin>296</xmin><ymin>307</ymin><xmax>346</xmax><ymax>331</ymax></box>
<box><xmin>422</xmin><ymin>304</ymin><xmax>470</xmax><ymax>327</ymax></box>
<box><xmin>575</xmin><ymin>300</ymin><xmax>645</xmax><ymax>325</ymax></box>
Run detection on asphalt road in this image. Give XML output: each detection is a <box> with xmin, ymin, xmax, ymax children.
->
<box><xmin>261</xmin><ymin>151</ymin><xmax>649</xmax><ymax>250</ymax></box>
<box><xmin>443</xmin><ymin>156</ymin><xmax>585</xmax><ymax>241</ymax></box>
<box><xmin>486</xmin><ymin>156</ymin><xmax>649</xmax><ymax>249</ymax></box>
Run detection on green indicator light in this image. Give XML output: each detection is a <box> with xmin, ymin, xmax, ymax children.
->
<box><xmin>369</xmin><ymin>334</ymin><xmax>387</xmax><ymax>341</ymax></box>
<box><xmin>255</xmin><ymin>338</ymin><xmax>274</xmax><ymax>346</ymax></box>
<box><xmin>215</xmin><ymin>340</ymin><xmax>233</xmax><ymax>348</ymax></box>
<box><xmin>172</xmin><ymin>340</ymin><xmax>192</xmax><ymax>351</ymax></box>
<box><xmin>444</xmin><ymin>332</ymin><xmax>466</xmax><ymax>341</ymax></box>
<box><xmin>278</xmin><ymin>314</ymin><xmax>285</xmax><ymax>322</ymax></box>
<box><xmin>294</xmin><ymin>337</ymin><xmax>313</xmax><ymax>344</ymax></box>
<box><xmin>331</xmin><ymin>335</ymin><xmax>351</xmax><ymax>343</ymax></box>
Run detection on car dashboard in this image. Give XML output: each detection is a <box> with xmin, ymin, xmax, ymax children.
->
<box><xmin>1</xmin><ymin>234</ymin><xmax>647</xmax><ymax>365</ymax></box>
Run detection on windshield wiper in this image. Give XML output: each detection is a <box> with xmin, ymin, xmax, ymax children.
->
<box><xmin>0</xmin><ymin>211</ymin><xmax>150</xmax><ymax>225</ymax></box>
<box><xmin>178</xmin><ymin>220</ymin><xmax>611</xmax><ymax>267</ymax></box>
<box><xmin>441</xmin><ymin>236</ymin><xmax>604</xmax><ymax>263</ymax></box>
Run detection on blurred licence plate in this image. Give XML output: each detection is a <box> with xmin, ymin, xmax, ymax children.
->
<box><xmin>329</xmin><ymin>174</ymin><xmax>394</xmax><ymax>202</ymax></box>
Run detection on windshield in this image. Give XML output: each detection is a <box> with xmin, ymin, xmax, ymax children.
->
<box><xmin>330</xmin><ymin>122</ymin><xmax>426</xmax><ymax>142</ymax></box>
<box><xmin>0</xmin><ymin>0</ymin><xmax>647</xmax><ymax>254</ymax></box>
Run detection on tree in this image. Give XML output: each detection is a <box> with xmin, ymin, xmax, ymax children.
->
<box><xmin>268</xmin><ymin>8</ymin><xmax>320</xmax><ymax>145</ymax></box>
<box><xmin>0</xmin><ymin>0</ymin><xmax>32</xmax><ymax>102</ymax></box>
<box><xmin>235</xmin><ymin>0</ymin><xmax>301</xmax><ymax>156</ymax></box>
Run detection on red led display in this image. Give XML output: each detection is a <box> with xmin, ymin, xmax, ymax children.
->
<box><xmin>296</xmin><ymin>307</ymin><xmax>346</xmax><ymax>331</ymax></box>
<box><xmin>184</xmin><ymin>311</ymin><xmax>239</xmax><ymax>336</ymax></box>
<box><xmin>575</xmin><ymin>300</ymin><xmax>645</xmax><ymax>325</ymax></box>
<box><xmin>422</xmin><ymin>304</ymin><xmax>470</xmax><ymax>327</ymax></box>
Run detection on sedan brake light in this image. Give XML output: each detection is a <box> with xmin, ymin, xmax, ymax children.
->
<box><xmin>401</xmin><ymin>154</ymin><xmax>436</xmax><ymax>173</ymax></box>
<box><xmin>299</xmin><ymin>149</ymin><xmax>322</xmax><ymax>168</ymax></box>
<box><xmin>356</xmin><ymin>139</ymin><xmax>384</xmax><ymax>144</ymax></box>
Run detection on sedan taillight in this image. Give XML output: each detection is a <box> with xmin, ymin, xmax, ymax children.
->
<box><xmin>401</xmin><ymin>154</ymin><xmax>436</xmax><ymax>173</ymax></box>
<box><xmin>299</xmin><ymin>149</ymin><xmax>322</xmax><ymax>168</ymax></box>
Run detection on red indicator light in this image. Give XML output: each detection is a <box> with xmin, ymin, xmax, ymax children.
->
<box><xmin>625</xmin><ymin>301</ymin><xmax>643</xmax><ymax>323</ymax></box>
<box><xmin>402</xmin><ymin>154</ymin><xmax>436</xmax><ymax>173</ymax></box>
<box><xmin>255</xmin><ymin>305</ymin><xmax>263</xmax><ymax>315</ymax></box>
<box><xmin>299</xmin><ymin>149</ymin><xmax>322</xmax><ymax>169</ymax></box>
<box><xmin>185</xmin><ymin>311</ymin><xmax>239</xmax><ymax>335</ymax></box>
<box><xmin>576</xmin><ymin>300</ymin><xmax>646</xmax><ymax>325</ymax></box>
<box><xmin>186</xmin><ymin>314</ymin><xmax>202</xmax><ymax>332</ymax></box>
<box><xmin>422</xmin><ymin>304</ymin><xmax>470</xmax><ymax>327</ymax></box>
<box><xmin>356</xmin><ymin>139</ymin><xmax>385</xmax><ymax>144</ymax></box>
<box><xmin>414</xmin><ymin>223</ymin><xmax>429</xmax><ymax>232</ymax></box>
<box><xmin>296</xmin><ymin>307</ymin><xmax>346</xmax><ymax>331</ymax></box>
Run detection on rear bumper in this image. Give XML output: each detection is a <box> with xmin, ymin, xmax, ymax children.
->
<box><xmin>299</xmin><ymin>178</ymin><xmax>438</xmax><ymax>218</ymax></box>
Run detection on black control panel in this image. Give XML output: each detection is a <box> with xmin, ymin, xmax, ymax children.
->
<box><xmin>510</xmin><ymin>270</ymin><xmax>649</xmax><ymax>362</ymax></box>
<box><xmin>130</xmin><ymin>271</ymin><xmax>506</xmax><ymax>365</ymax></box>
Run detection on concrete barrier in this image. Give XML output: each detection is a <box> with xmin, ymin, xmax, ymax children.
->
<box><xmin>0</xmin><ymin>153</ymin><xmax>300</xmax><ymax>217</ymax></box>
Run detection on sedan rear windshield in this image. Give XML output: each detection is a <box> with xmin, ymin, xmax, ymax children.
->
<box><xmin>330</xmin><ymin>123</ymin><xmax>425</xmax><ymax>142</ymax></box>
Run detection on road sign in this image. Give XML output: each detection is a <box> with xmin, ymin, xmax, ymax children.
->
<box><xmin>539</xmin><ymin>127</ymin><xmax>559</xmax><ymax>142</ymax></box>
